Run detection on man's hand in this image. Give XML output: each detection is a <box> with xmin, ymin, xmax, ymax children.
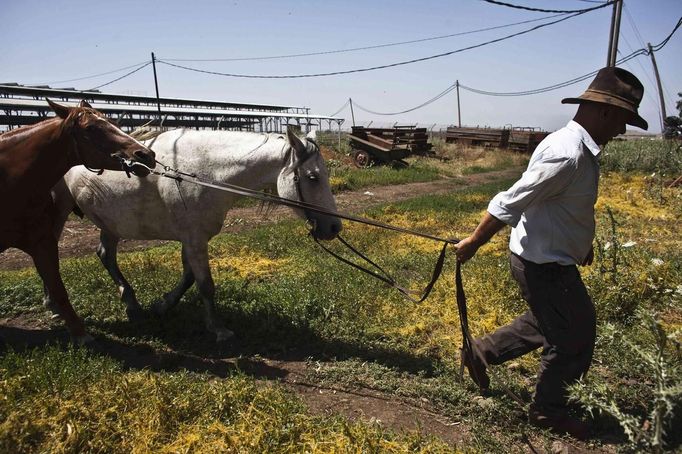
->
<box><xmin>580</xmin><ymin>246</ymin><xmax>594</xmax><ymax>266</ymax></box>
<box><xmin>454</xmin><ymin>212</ymin><xmax>507</xmax><ymax>265</ymax></box>
<box><xmin>454</xmin><ymin>236</ymin><xmax>481</xmax><ymax>264</ymax></box>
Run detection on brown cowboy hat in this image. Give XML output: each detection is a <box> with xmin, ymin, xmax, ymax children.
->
<box><xmin>562</xmin><ymin>66</ymin><xmax>648</xmax><ymax>130</ymax></box>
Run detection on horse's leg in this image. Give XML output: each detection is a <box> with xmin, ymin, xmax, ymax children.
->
<box><xmin>96</xmin><ymin>230</ymin><xmax>145</xmax><ymax>321</ymax></box>
<box><xmin>30</xmin><ymin>236</ymin><xmax>92</xmax><ymax>344</ymax></box>
<box><xmin>151</xmin><ymin>244</ymin><xmax>195</xmax><ymax>316</ymax></box>
<box><xmin>44</xmin><ymin>179</ymin><xmax>76</xmax><ymax>317</ymax></box>
<box><xmin>183</xmin><ymin>241</ymin><xmax>234</xmax><ymax>343</ymax></box>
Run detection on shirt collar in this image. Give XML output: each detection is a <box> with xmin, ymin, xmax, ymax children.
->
<box><xmin>566</xmin><ymin>120</ymin><xmax>601</xmax><ymax>156</ymax></box>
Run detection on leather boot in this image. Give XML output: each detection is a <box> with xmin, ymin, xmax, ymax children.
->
<box><xmin>528</xmin><ymin>405</ymin><xmax>591</xmax><ymax>440</ymax></box>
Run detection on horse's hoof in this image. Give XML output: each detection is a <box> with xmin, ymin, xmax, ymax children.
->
<box><xmin>43</xmin><ymin>299</ymin><xmax>61</xmax><ymax>317</ymax></box>
<box><xmin>151</xmin><ymin>299</ymin><xmax>168</xmax><ymax>317</ymax></box>
<box><xmin>126</xmin><ymin>305</ymin><xmax>146</xmax><ymax>322</ymax></box>
<box><xmin>50</xmin><ymin>313</ymin><xmax>63</xmax><ymax>321</ymax></box>
<box><xmin>216</xmin><ymin>329</ymin><xmax>235</xmax><ymax>343</ymax></box>
<box><xmin>72</xmin><ymin>333</ymin><xmax>95</xmax><ymax>345</ymax></box>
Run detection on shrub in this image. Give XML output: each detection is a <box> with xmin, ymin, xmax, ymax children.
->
<box><xmin>569</xmin><ymin>316</ymin><xmax>682</xmax><ymax>452</ymax></box>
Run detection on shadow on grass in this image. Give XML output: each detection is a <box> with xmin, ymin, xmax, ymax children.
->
<box><xmin>0</xmin><ymin>299</ymin><xmax>442</xmax><ymax>381</ymax></box>
<box><xmin>89</xmin><ymin>301</ymin><xmax>442</xmax><ymax>375</ymax></box>
<box><xmin>0</xmin><ymin>324</ymin><xmax>287</xmax><ymax>380</ymax></box>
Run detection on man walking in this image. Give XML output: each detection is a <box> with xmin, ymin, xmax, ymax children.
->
<box><xmin>454</xmin><ymin>67</ymin><xmax>648</xmax><ymax>439</ymax></box>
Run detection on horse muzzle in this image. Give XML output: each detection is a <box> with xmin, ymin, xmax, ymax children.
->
<box><xmin>309</xmin><ymin>217</ymin><xmax>342</xmax><ymax>241</ymax></box>
<box><xmin>121</xmin><ymin>149</ymin><xmax>156</xmax><ymax>177</ymax></box>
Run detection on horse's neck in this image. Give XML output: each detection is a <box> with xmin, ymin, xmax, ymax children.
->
<box><xmin>195</xmin><ymin>133</ymin><xmax>289</xmax><ymax>190</ymax></box>
<box><xmin>0</xmin><ymin>118</ymin><xmax>75</xmax><ymax>193</ymax></box>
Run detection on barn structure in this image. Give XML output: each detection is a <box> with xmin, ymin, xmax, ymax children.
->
<box><xmin>0</xmin><ymin>83</ymin><xmax>344</xmax><ymax>133</ymax></box>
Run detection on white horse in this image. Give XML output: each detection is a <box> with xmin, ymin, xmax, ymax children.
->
<box><xmin>49</xmin><ymin>128</ymin><xmax>341</xmax><ymax>342</ymax></box>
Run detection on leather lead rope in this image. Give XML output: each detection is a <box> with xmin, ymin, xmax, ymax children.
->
<box><xmin>314</xmin><ymin>235</ymin><xmax>449</xmax><ymax>304</ymax></box>
<box><xmin>456</xmin><ymin>262</ymin><xmax>484</xmax><ymax>388</ymax></box>
<box><xmin>127</xmin><ymin>159</ymin><xmax>500</xmax><ymax>398</ymax></box>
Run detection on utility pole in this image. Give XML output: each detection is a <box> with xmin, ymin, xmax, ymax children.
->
<box><xmin>349</xmin><ymin>97</ymin><xmax>356</xmax><ymax>127</ymax></box>
<box><xmin>606</xmin><ymin>0</ymin><xmax>623</xmax><ymax>67</ymax></box>
<box><xmin>647</xmin><ymin>43</ymin><xmax>668</xmax><ymax>131</ymax></box>
<box><xmin>456</xmin><ymin>80</ymin><xmax>462</xmax><ymax>127</ymax></box>
<box><xmin>151</xmin><ymin>52</ymin><xmax>162</xmax><ymax>120</ymax></box>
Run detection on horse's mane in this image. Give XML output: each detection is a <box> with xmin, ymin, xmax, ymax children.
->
<box><xmin>130</xmin><ymin>126</ymin><xmax>165</xmax><ymax>142</ymax></box>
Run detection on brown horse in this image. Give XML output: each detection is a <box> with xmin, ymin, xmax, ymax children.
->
<box><xmin>0</xmin><ymin>99</ymin><xmax>156</xmax><ymax>343</ymax></box>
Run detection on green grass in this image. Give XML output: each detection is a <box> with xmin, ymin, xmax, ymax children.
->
<box><xmin>329</xmin><ymin>161</ymin><xmax>443</xmax><ymax>192</ymax></box>
<box><xmin>319</xmin><ymin>132</ymin><xmax>528</xmax><ymax>193</ymax></box>
<box><xmin>600</xmin><ymin>139</ymin><xmax>682</xmax><ymax>173</ymax></box>
<box><xmin>1</xmin><ymin>149</ymin><xmax>680</xmax><ymax>451</ymax></box>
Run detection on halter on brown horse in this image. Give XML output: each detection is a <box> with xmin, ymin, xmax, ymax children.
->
<box><xmin>0</xmin><ymin>99</ymin><xmax>156</xmax><ymax>343</ymax></box>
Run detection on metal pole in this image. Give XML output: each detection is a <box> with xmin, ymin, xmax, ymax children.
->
<box><xmin>349</xmin><ymin>97</ymin><xmax>356</xmax><ymax>127</ymax></box>
<box><xmin>606</xmin><ymin>1</ymin><xmax>617</xmax><ymax>66</ymax></box>
<box><xmin>151</xmin><ymin>52</ymin><xmax>162</xmax><ymax>120</ymax></box>
<box><xmin>456</xmin><ymin>80</ymin><xmax>462</xmax><ymax>127</ymax></box>
<box><xmin>608</xmin><ymin>0</ymin><xmax>623</xmax><ymax>67</ymax></box>
<box><xmin>647</xmin><ymin>43</ymin><xmax>668</xmax><ymax>131</ymax></box>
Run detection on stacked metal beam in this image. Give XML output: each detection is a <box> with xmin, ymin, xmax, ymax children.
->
<box><xmin>0</xmin><ymin>83</ymin><xmax>344</xmax><ymax>133</ymax></box>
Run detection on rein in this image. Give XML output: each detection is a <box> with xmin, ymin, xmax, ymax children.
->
<box><xmin>126</xmin><ymin>158</ymin><xmax>487</xmax><ymax>393</ymax></box>
<box><xmin>70</xmin><ymin>130</ymin><xmax>104</xmax><ymax>176</ymax></box>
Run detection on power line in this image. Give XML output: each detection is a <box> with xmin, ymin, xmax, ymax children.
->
<box><xmin>86</xmin><ymin>62</ymin><xmax>152</xmax><ymax>91</ymax></box>
<box><xmin>353</xmin><ymin>84</ymin><xmax>457</xmax><ymax>116</ymax></box>
<box><xmin>458</xmin><ymin>17</ymin><xmax>681</xmax><ymax>97</ymax></box>
<box><xmin>620</xmin><ymin>4</ymin><xmax>663</xmax><ymax>104</ymax></box>
<box><xmin>161</xmin><ymin>13</ymin><xmax>569</xmax><ymax>62</ymax></box>
<box><xmin>158</xmin><ymin>11</ymin><xmax>602</xmax><ymax>79</ymax></box>
<box><xmin>623</xmin><ymin>4</ymin><xmax>647</xmax><ymax>48</ymax></box>
<box><xmin>328</xmin><ymin>100</ymin><xmax>350</xmax><ymax>117</ymax></box>
<box><xmin>33</xmin><ymin>61</ymin><xmax>151</xmax><ymax>86</ymax></box>
<box><xmin>649</xmin><ymin>16</ymin><xmax>682</xmax><ymax>51</ymax></box>
<box><xmin>480</xmin><ymin>0</ymin><xmax>613</xmax><ymax>14</ymax></box>
<box><xmin>341</xmin><ymin>35</ymin><xmax>672</xmax><ymax>119</ymax></box>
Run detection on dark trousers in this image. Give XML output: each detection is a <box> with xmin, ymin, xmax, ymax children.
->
<box><xmin>475</xmin><ymin>253</ymin><xmax>596</xmax><ymax>415</ymax></box>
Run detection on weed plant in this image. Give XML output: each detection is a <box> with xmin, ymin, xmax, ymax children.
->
<box><xmin>569</xmin><ymin>316</ymin><xmax>682</xmax><ymax>453</ymax></box>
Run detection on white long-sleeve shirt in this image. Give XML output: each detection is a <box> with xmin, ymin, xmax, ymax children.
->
<box><xmin>487</xmin><ymin>121</ymin><xmax>600</xmax><ymax>265</ymax></box>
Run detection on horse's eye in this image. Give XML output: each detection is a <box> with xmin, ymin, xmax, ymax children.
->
<box><xmin>306</xmin><ymin>171</ymin><xmax>319</xmax><ymax>181</ymax></box>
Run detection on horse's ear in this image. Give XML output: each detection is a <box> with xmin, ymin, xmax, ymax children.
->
<box><xmin>305</xmin><ymin>130</ymin><xmax>317</xmax><ymax>141</ymax></box>
<box><xmin>78</xmin><ymin>99</ymin><xmax>93</xmax><ymax>108</ymax></box>
<box><xmin>46</xmin><ymin>98</ymin><xmax>71</xmax><ymax>119</ymax></box>
<box><xmin>286</xmin><ymin>127</ymin><xmax>308</xmax><ymax>162</ymax></box>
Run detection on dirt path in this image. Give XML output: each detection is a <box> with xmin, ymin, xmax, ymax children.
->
<box><xmin>0</xmin><ymin>168</ymin><xmax>519</xmax><ymax>271</ymax></box>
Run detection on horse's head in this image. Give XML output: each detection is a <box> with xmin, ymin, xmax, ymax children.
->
<box><xmin>278</xmin><ymin>128</ymin><xmax>342</xmax><ymax>241</ymax></box>
<box><xmin>47</xmin><ymin>99</ymin><xmax>156</xmax><ymax>177</ymax></box>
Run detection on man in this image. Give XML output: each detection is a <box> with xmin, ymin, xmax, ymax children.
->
<box><xmin>454</xmin><ymin>67</ymin><xmax>648</xmax><ymax>439</ymax></box>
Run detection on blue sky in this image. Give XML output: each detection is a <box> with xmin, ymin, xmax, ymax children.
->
<box><xmin>2</xmin><ymin>0</ymin><xmax>680</xmax><ymax>132</ymax></box>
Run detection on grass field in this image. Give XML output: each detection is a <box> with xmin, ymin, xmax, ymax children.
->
<box><xmin>1</xmin><ymin>139</ymin><xmax>680</xmax><ymax>452</ymax></box>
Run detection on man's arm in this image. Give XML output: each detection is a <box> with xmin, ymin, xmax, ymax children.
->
<box><xmin>454</xmin><ymin>212</ymin><xmax>507</xmax><ymax>264</ymax></box>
